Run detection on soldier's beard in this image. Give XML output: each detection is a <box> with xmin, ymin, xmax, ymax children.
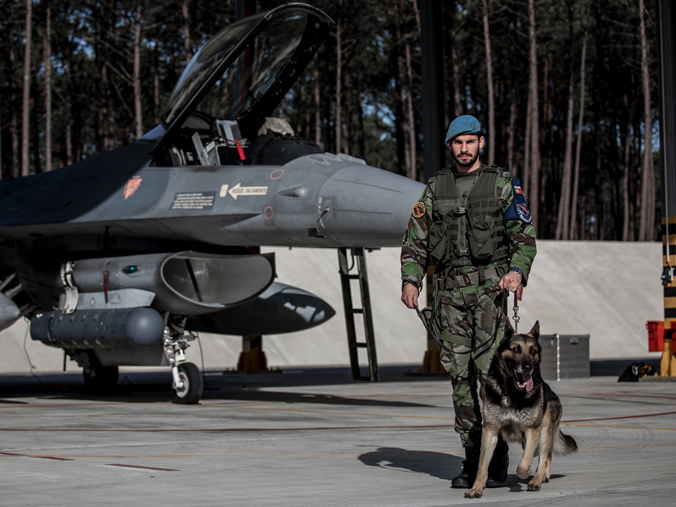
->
<box><xmin>453</xmin><ymin>150</ymin><xmax>480</xmax><ymax>168</ymax></box>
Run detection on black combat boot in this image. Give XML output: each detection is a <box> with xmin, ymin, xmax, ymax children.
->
<box><xmin>451</xmin><ymin>445</ymin><xmax>480</xmax><ymax>489</ymax></box>
<box><xmin>486</xmin><ymin>436</ymin><xmax>509</xmax><ymax>487</ymax></box>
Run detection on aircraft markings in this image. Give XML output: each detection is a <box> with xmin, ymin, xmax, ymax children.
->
<box><xmin>226</xmin><ymin>182</ymin><xmax>269</xmax><ymax>200</ymax></box>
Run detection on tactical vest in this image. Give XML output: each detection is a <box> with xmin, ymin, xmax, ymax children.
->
<box><xmin>428</xmin><ymin>165</ymin><xmax>509</xmax><ymax>268</ymax></box>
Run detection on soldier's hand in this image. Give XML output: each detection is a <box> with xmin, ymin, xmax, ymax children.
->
<box><xmin>401</xmin><ymin>283</ymin><xmax>419</xmax><ymax>309</ymax></box>
<box><xmin>499</xmin><ymin>271</ymin><xmax>522</xmax><ymax>292</ymax></box>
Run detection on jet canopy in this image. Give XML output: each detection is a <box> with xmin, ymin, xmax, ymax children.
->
<box><xmin>153</xmin><ymin>4</ymin><xmax>333</xmax><ymax>157</ymax></box>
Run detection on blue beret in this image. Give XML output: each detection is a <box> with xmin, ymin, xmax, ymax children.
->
<box><xmin>445</xmin><ymin>115</ymin><xmax>482</xmax><ymax>144</ymax></box>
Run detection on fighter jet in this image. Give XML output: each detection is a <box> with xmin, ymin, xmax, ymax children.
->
<box><xmin>0</xmin><ymin>4</ymin><xmax>424</xmax><ymax>403</ymax></box>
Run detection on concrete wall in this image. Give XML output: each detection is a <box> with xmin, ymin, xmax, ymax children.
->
<box><xmin>0</xmin><ymin>240</ymin><xmax>663</xmax><ymax>374</ymax></box>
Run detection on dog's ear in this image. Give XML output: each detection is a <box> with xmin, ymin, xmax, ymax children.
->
<box><xmin>529</xmin><ymin>320</ymin><xmax>540</xmax><ymax>341</ymax></box>
<box><xmin>504</xmin><ymin>318</ymin><xmax>515</xmax><ymax>339</ymax></box>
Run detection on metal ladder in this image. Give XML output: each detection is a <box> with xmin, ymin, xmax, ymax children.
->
<box><xmin>337</xmin><ymin>247</ymin><xmax>379</xmax><ymax>381</ymax></box>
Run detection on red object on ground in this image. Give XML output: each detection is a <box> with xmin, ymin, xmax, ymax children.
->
<box><xmin>646</xmin><ymin>321</ymin><xmax>665</xmax><ymax>352</ymax></box>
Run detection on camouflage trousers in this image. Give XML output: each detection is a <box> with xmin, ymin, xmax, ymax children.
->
<box><xmin>433</xmin><ymin>277</ymin><xmax>508</xmax><ymax>448</ymax></box>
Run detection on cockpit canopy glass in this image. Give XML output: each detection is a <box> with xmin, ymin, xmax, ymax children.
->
<box><xmin>196</xmin><ymin>12</ymin><xmax>307</xmax><ymax>123</ymax></box>
<box><xmin>161</xmin><ymin>13</ymin><xmax>263</xmax><ymax>127</ymax></box>
<box><xmin>161</xmin><ymin>10</ymin><xmax>308</xmax><ymax>128</ymax></box>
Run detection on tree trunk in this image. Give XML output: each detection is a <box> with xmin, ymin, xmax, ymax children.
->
<box><xmin>394</xmin><ymin>1</ymin><xmax>410</xmax><ymax>177</ymax></box>
<box><xmin>343</xmin><ymin>67</ymin><xmax>351</xmax><ymax>155</ymax></box>
<box><xmin>22</xmin><ymin>0</ymin><xmax>33</xmax><ymax>177</ymax></box>
<box><xmin>357</xmin><ymin>72</ymin><xmax>366</xmax><ymax>159</ymax></box>
<box><xmin>633</xmin><ymin>122</ymin><xmax>641</xmax><ymax>238</ymax></box>
<box><xmin>134</xmin><ymin>0</ymin><xmax>143</xmax><ymax>138</ymax></box>
<box><xmin>314</xmin><ymin>55</ymin><xmax>321</xmax><ymax>145</ymax></box>
<box><xmin>556</xmin><ymin>1</ymin><xmax>576</xmax><ymax>241</ymax></box>
<box><xmin>183</xmin><ymin>0</ymin><xmax>193</xmax><ymax>66</ymax></box>
<box><xmin>570</xmin><ymin>0</ymin><xmax>593</xmax><ymax>240</ymax></box>
<box><xmin>507</xmin><ymin>91</ymin><xmax>517</xmax><ymax>176</ymax></box>
<box><xmin>481</xmin><ymin>0</ymin><xmax>495</xmax><ymax>165</ymax></box>
<box><xmin>335</xmin><ymin>0</ymin><xmax>342</xmax><ymax>154</ymax></box>
<box><xmin>8</xmin><ymin>20</ymin><xmax>20</xmax><ymax>177</ymax></box>
<box><xmin>401</xmin><ymin>0</ymin><xmax>417</xmax><ymax>180</ymax></box>
<box><xmin>622</xmin><ymin>90</ymin><xmax>634</xmax><ymax>240</ymax></box>
<box><xmin>523</xmin><ymin>90</ymin><xmax>532</xmax><ymax>194</ymax></box>
<box><xmin>448</xmin><ymin>1</ymin><xmax>461</xmax><ymax>119</ymax></box>
<box><xmin>411</xmin><ymin>0</ymin><xmax>421</xmax><ymax>35</ymax></box>
<box><xmin>596</xmin><ymin>120</ymin><xmax>604</xmax><ymax>240</ymax></box>
<box><xmin>154</xmin><ymin>36</ymin><xmax>160</xmax><ymax>125</ymax></box>
<box><xmin>541</xmin><ymin>53</ymin><xmax>552</xmax><ymax>226</ymax></box>
<box><xmin>43</xmin><ymin>0</ymin><xmax>52</xmax><ymax>171</ymax></box>
<box><xmin>527</xmin><ymin>0</ymin><xmax>540</xmax><ymax>231</ymax></box>
<box><xmin>638</xmin><ymin>0</ymin><xmax>654</xmax><ymax>241</ymax></box>
<box><xmin>65</xmin><ymin>31</ymin><xmax>73</xmax><ymax>166</ymax></box>
<box><xmin>30</xmin><ymin>88</ymin><xmax>41</xmax><ymax>174</ymax></box>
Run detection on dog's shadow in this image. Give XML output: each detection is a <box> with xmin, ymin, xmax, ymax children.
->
<box><xmin>358</xmin><ymin>447</ymin><xmax>462</xmax><ymax>481</ymax></box>
<box><xmin>506</xmin><ymin>473</ymin><xmax>566</xmax><ymax>492</ymax></box>
<box><xmin>358</xmin><ymin>448</ymin><xmax>567</xmax><ymax>490</ymax></box>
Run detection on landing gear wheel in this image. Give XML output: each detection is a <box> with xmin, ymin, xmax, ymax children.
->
<box><xmin>172</xmin><ymin>362</ymin><xmax>203</xmax><ymax>404</ymax></box>
<box><xmin>83</xmin><ymin>365</ymin><xmax>119</xmax><ymax>392</ymax></box>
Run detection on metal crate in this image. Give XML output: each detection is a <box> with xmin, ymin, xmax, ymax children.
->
<box><xmin>540</xmin><ymin>334</ymin><xmax>590</xmax><ymax>380</ymax></box>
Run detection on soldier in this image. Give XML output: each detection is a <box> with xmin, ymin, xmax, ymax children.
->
<box><xmin>400</xmin><ymin>115</ymin><xmax>537</xmax><ymax>489</ymax></box>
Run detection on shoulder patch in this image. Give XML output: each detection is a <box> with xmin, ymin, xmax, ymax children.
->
<box><xmin>412</xmin><ymin>201</ymin><xmax>426</xmax><ymax>219</ymax></box>
<box><xmin>504</xmin><ymin>178</ymin><xmax>532</xmax><ymax>224</ymax></box>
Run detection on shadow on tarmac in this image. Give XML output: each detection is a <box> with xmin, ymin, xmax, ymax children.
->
<box><xmin>358</xmin><ymin>447</ymin><xmax>462</xmax><ymax>481</ymax></box>
<box><xmin>0</xmin><ymin>366</ymin><xmax>440</xmax><ymax>408</ymax></box>
<box><xmin>357</xmin><ymin>447</ymin><xmax>568</xmax><ymax>492</ymax></box>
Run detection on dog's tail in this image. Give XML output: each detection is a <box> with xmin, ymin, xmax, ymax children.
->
<box><xmin>553</xmin><ymin>429</ymin><xmax>578</xmax><ymax>455</ymax></box>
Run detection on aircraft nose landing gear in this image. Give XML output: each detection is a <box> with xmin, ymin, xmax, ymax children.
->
<box><xmin>163</xmin><ymin>320</ymin><xmax>202</xmax><ymax>404</ymax></box>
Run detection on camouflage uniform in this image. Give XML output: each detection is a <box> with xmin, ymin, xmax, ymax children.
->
<box><xmin>401</xmin><ymin>164</ymin><xmax>536</xmax><ymax>448</ymax></box>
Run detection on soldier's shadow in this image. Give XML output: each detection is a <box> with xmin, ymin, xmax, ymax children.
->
<box><xmin>358</xmin><ymin>447</ymin><xmax>462</xmax><ymax>481</ymax></box>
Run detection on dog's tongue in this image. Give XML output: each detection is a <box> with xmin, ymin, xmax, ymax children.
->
<box><xmin>525</xmin><ymin>377</ymin><xmax>534</xmax><ymax>392</ymax></box>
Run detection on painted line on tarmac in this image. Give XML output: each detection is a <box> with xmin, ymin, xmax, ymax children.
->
<box><xmin>0</xmin><ymin>451</ymin><xmax>73</xmax><ymax>461</ymax></box>
<box><xmin>563</xmin><ymin>409</ymin><xmax>676</xmax><ymax>423</ymax></box>
<box><xmin>0</xmin><ymin>424</ymin><xmax>455</xmax><ymax>433</ymax></box>
<box><xmin>195</xmin><ymin>404</ymin><xmax>456</xmax><ymax>420</ymax></box>
<box><xmin>1</xmin><ymin>411</ymin><xmax>674</xmax><ymax>434</ymax></box>
<box><xmin>568</xmin><ymin>392</ymin><xmax>676</xmax><ymax>401</ymax></box>
<box><xmin>172</xmin><ymin>401</ymin><xmax>676</xmax><ymax>425</ymax></box>
<box><xmin>392</xmin><ymin>483</ymin><xmax>676</xmax><ymax>506</ymax></box>
<box><xmin>0</xmin><ymin>402</ymin><xmax>127</xmax><ymax>409</ymax></box>
<box><xmin>8</xmin><ymin>441</ymin><xmax>676</xmax><ymax>460</ymax></box>
<box><xmin>563</xmin><ymin>422</ymin><xmax>676</xmax><ymax>431</ymax></box>
<box><xmin>105</xmin><ymin>463</ymin><xmax>178</xmax><ymax>472</ymax></box>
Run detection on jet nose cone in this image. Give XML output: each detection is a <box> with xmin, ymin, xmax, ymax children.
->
<box><xmin>317</xmin><ymin>162</ymin><xmax>425</xmax><ymax>247</ymax></box>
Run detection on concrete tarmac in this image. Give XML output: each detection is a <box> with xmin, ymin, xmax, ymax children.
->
<box><xmin>0</xmin><ymin>367</ymin><xmax>674</xmax><ymax>506</ymax></box>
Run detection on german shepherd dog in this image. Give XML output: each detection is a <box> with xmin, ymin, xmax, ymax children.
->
<box><xmin>465</xmin><ymin>320</ymin><xmax>577</xmax><ymax>498</ymax></box>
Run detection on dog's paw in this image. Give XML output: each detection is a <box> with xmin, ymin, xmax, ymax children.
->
<box><xmin>527</xmin><ymin>481</ymin><xmax>541</xmax><ymax>491</ymax></box>
<box><xmin>465</xmin><ymin>488</ymin><xmax>483</xmax><ymax>499</ymax></box>
<box><xmin>516</xmin><ymin>465</ymin><xmax>531</xmax><ymax>480</ymax></box>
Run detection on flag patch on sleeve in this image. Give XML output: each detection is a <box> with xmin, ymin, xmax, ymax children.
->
<box><xmin>504</xmin><ymin>178</ymin><xmax>532</xmax><ymax>224</ymax></box>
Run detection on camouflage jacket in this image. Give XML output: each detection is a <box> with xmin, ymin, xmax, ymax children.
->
<box><xmin>401</xmin><ymin>164</ymin><xmax>537</xmax><ymax>291</ymax></box>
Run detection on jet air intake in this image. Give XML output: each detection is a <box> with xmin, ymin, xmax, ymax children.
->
<box><xmin>66</xmin><ymin>251</ymin><xmax>275</xmax><ymax>316</ymax></box>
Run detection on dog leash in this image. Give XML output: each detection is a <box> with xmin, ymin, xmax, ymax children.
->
<box><xmin>415</xmin><ymin>303</ymin><xmax>498</xmax><ymax>356</ymax></box>
<box><xmin>513</xmin><ymin>286</ymin><xmax>523</xmax><ymax>332</ymax></box>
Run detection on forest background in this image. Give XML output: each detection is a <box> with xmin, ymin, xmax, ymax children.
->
<box><xmin>0</xmin><ymin>0</ymin><xmax>662</xmax><ymax>241</ymax></box>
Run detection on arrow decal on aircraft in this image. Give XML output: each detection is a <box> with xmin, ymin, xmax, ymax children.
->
<box><xmin>220</xmin><ymin>183</ymin><xmax>269</xmax><ymax>200</ymax></box>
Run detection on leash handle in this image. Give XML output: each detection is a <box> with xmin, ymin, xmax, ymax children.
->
<box><xmin>513</xmin><ymin>287</ymin><xmax>522</xmax><ymax>332</ymax></box>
